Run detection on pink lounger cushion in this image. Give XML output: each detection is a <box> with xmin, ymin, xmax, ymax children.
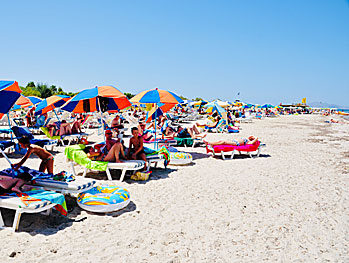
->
<box><xmin>207</xmin><ymin>141</ymin><xmax>260</xmax><ymax>153</ymax></box>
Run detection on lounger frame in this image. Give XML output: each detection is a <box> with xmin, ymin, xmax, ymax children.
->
<box><xmin>0</xmin><ymin>200</ymin><xmax>55</xmax><ymax>232</ymax></box>
<box><xmin>207</xmin><ymin>144</ymin><xmax>266</xmax><ymax>160</ymax></box>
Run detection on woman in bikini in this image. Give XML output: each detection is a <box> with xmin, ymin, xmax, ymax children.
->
<box><xmin>12</xmin><ymin>136</ymin><xmax>55</xmax><ymax>174</ymax></box>
<box><xmin>204</xmin><ymin>136</ymin><xmax>258</xmax><ymax>146</ymax></box>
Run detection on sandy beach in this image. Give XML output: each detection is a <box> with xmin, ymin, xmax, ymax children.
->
<box><xmin>0</xmin><ymin>114</ymin><xmax>348</xmax><ymax>262</ymax></box>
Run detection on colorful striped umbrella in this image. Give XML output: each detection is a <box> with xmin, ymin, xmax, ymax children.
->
<box><xmin>61</xmin><ymin>86</ymin><xmax>131</xmax><ymax>113</ymax></box>
<box><xmin>27</xmin><ymin>96</ymin><xmax>43</xmax><ymax>105</ymax></box>
<box><xmin>0</xmin><ymin>81</ymin><xmax>22</xmax><ymax>119</ymax></box>
<box><xmin>13</xmin><ymin>95</ymin><xmax>33</xmax><ymax>109</ymax></box>
<box><xmin>131</xmin><ymin>88</ymin><xmax>183</xmax><ymax>148</ymax></box>
<box><xmin>35</xmin><ymin>95</ymin><xmax>70</xmax><ymax>116</ymax></box>
<box><xmin>130</xmin><ymin>88</ymin><xmax>183</xmax><ymax>105</ymax></box>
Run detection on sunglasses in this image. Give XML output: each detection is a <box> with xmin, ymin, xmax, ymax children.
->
<box><xmin>106</xmin><ymin>132</ymin><xmax>112</xmax><ymax>135</ymax></box>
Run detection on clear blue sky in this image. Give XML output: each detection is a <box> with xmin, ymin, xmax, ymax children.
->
<box><xmin>1</xmin><ymin>0</ymin><xmax>348</xmax><ymax>105</ymax></box>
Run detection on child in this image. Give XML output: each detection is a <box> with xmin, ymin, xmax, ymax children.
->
<box><xmin>13</xmin><ymin>136</ymin><xmax>54</xmax><ymax>174</ymax></box>
<box><xmin>127</xmin><ymin>127</ymin><xmax>147</xmax><ymax>171</ymax></box>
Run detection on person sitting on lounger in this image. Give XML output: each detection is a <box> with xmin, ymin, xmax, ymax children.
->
<box><xmin>204</xmin><ymin>136</ymin><xmax>258</xmax><ymax>146</ymax></box>
<box><xmin>127</xmin><ymin>127</ymin><xmax>147</xmax><ymax>170</ymax></box>
<box><xmin>12</xmin><ymin>136</ymin><xmax>54</xmax><ymax>174</ymax></box>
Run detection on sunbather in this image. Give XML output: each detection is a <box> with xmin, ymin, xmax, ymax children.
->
<box><xmin>204</xmin><ymin>136</ymin><xmax>258</xmax><ymax>146</ymax></box>
<box><xmin>127</xmin><ymin>127</ymin><xmax>147</xmax><ymax>170</ymax></box>
<box><xmin>12</xmin><ymin>136</ymin><xmax>54</xmax><ymax>174</ymax></box>
<box><xmin>0</xmin><ymin>176</ymin><xmax>26</xmax><ymax>194</ymax></box>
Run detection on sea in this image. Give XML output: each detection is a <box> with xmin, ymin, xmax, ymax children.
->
<box><xmin>336</xmin><ymin>109</ymin><xmax>349</xmax><ymax>120</ymax></box>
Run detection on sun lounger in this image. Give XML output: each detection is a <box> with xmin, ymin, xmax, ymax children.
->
<box><xmin>0</xmin><ymin>189</ymin><xmax>67</xmax><ymax>232</ymax></box>
<box><xmin>40</xmin><ymin>127</ymin><xmax>90</xmax><ymax>146</ymax></box>
<box><xmin>65</xmin><ymin>145</ymin><xmax>145</xmax><ymax>182</ymax></box>
<box><xmin>206</xmin><ymin>141</ymin><xmax>266</xmax><ymax>160</ymax></box>
<box><xmin>0</xmin><ymin>141</ymin><xmax>15</xmax><ymax>154</ymax></box>
<box><xmin>11</xmin><ymin>126</ymin><xmax>57</xmax><ymax>151</ymax></box>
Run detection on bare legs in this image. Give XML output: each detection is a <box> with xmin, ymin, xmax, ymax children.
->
<box><xmin>39</xmin><ymin>159</ymin><xmax>54</xmax><ymax>174</ymax></box>
<box><xmin>103</xmin><ymin>143</ymin><xmax>125</xmax><ymax>163</ymax></box>
<box><xmin>188</xmin><ymin>124</ymin><xmax>207</xmax><ymax>139</ymax></box>
<box><xmin>0</xmin><ymin>177</ymin><xmax>26</xmax><ymax>194</ymax></box>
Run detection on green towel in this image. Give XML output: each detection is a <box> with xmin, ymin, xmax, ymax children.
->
<box><xmin>41</xmin><ymin>127</ymin><xmax>61</xmax><ymax>140</ymax></box>
<box><xmin>64</xmin><ymin>145</ymin><xmax>108</xmax><ymax>171</ymax></box>
<box><xmin>174</xmin><ymin>137</ymin><xmax>194</xmax><ymax>147</ymax></box>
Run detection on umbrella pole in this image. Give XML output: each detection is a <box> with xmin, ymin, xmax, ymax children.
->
<box><xmin>7</xmin><ymin>112</ymin><xmax>13</xmax><ymax>141</ymax></box>
<box><xmin>52</xmin><ymin>105</ymin><xmax>61</xmax><ymax>122</ymax></box>
<box><xmin>154</xmin><ymin>104</ymin><xmax>158</xmax><ymax>150</ymax></box>
<box><xmin>97</xmin><ymin>97</ymin><xmax>106</xmax><ymax>143</ymax></box>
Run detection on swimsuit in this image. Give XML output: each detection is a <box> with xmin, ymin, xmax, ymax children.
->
<box><xmin>231</xmin><ymin>138</ymin><xmax>249</xmax><ymax>146</ymax></box>
<box><xmin>42</xmin><ymin>156</ymin><xmax>54</xmax><ymax>163</ymax></box>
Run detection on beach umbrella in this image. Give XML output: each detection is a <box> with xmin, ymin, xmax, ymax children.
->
<box><xmin>261</xmin><ymin>104</ymin><xmax>274</xmax><ymax>108</ymax></box>
<box><xmin>12</xmin><ymin>95</ymin><xmax>33</xmax><ymax>110</ymax></box>
<box><xmin>204</xmin><ymin>102</ymin><xmax>226</xmax><ymax>117</ymax></box>
<box><xmin>0</xmin><ymin>80</ymin><xmax>22</xmax><ymax>177</ymax></box>
<box><xmin>131</xmin><ymin>88</ymin><xmax>183</xmax><ymax>148</ymax></box>
<box><xmin>0</xmin><ymin>81</ymin><xmax>22</xmax><ymax>120</ymax></box>
<box><xmin>27</xmin><ymin>96</ymin><xmax>43</xmax><ymax>105</ymax></box>
<box><xmin>61</xmin><ymin>86</ymin><xmax>131</xmax><ymax>113</ymax></box>
<box><xmin>35</xmin><ymin>95</ymin><xmax>70</xmax><ymax>116</ymax></box>
<box><xmin>214</xmin><ymin>100</ymin><xmax>230</xmax><ymax>108</ymax></box>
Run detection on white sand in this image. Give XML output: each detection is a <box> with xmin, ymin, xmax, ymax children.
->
<box><xmin>0</xmin><ymin>114</ymin><xmax>348</xmax><ymax>262</ymax></box>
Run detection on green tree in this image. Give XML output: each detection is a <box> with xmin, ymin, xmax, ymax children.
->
<box><xmin>193</xmin><ymin>97</ymin><xmax>203</xmax><ymax>101</ymax></box>
<box><xmin>21</xmin><ymin>86</ymin><xmax>41</xmax><ymax>97</ymax></box>
<box><xmin>124</xmin><ymin>92</ymin><xmax>135</xmax><ymax>99</ymax></box>
<box><xmin>179</xmin><ymin>95</ymin><xmax>188</xmax><ymax>100</ymax></box>
<box><xmin>26</xmin><ymin>81</ymin><xmax>36</xmax><ymax>88</ymax></box>
<box><xmin>36</xmin><ymin>83</ymin><xmax>52</xmax><ymax>98</ymax></box>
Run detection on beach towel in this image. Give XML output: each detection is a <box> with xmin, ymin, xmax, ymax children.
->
<box><xmin>0</xmin><ymin>166</ymin><xmax>75</xmax><ymax>182</ymax></box>
<box><xmin>144</xmin><ymin>146</ymin><xmax>171</xmax><ymax>165</ymax></box>
<box><xmin>1</xmin><ymin>188</ymin><xmax>67</xmax><ymax>216</ymax></box>
<box><xmin>174</xmin><ymin>137</ymin><xmax>194</xmax><ymax>147</ymax></box>
<box><xmin>64</xmin><ymin>145</ymin><xmax>108</xmax><ymax>171</ymax></box>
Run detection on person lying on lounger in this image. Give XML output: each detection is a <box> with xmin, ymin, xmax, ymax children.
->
<box><xmin>127</xmin><ymin>127</ymin><xmax>147</xmax><ymax>171</ymax></box>
<box><xmin>204</xmin><ymin>136</ymin><xmax>258</xmax><ymax>146</ymax></box>
<box><xmin>0</xmin><ymin>176</ymin><xmax>27</xmax><ymax>194</ymax></box>
<box><xmin>162</xmin><ymin>125</ymin><xmax>206</xmax><ymax>140</ymax></box>
<box><xmin>12</xmin><ymin>136</ymin><xmax>55</xmax><ymax>174</ymax></box>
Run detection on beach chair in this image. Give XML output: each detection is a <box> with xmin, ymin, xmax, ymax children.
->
<box><xmin>0</xmin><ymin>141</ymin><xmax>15</xmax><ymax>154</ymax></box>
<box><xmin>40</xmin><ymin>127</ymin><xmax>90</xmax><ymax>146</ymax></box>
<box><xmin>11</xmin><ymin>126</ymin><xmax>57</xmax><ymax>151</ymax></box>
<box><xmin>206</xmin><ymin>141</ymin><xmax>266</xmax><ymax>160</ymax></box>
<box><xmin>65</xmin><ymin>145</ymin><xmax>145</xmax><ymax>182</ymax></box>
<box><xmin>0</xmin><ymin>189</ymin><xmax>66</xmax><ymax>232</ymax></box>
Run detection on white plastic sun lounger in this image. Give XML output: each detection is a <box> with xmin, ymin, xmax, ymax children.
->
<box><xmin>34</xmin><ymin>177</ymin><xmax>96</xmax><ymax>194</ymax></box>
<box><xmin>0</xmin><ymin>195</ymin><xmax>56</xmax><ymax>232</ymax></box>
<box><xmin>68</xmin><ymin>159</ymin><xmax>145</xmax><ymax>182</ymax></box>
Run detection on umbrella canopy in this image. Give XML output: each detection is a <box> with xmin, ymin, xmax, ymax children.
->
<box><xmin>130</xmin><ymin>88</ymin><xmax>183</xmax><ymax>104</ymax></box>
<box><xmin>205</xmin><ymin>102</ymin><xmax>226</xmax><ymax>116</ymax></box>
<box><xmin>27</xmin><ymin>96</ymin><xmax>43</xmax><ymax>105</ymax></box>
<box><xmin>214</xmin><ymin>100</ymin><xmax>230</xmax><ymax>108</ymax></box>
<box><xmin>261</xmin><ymin>104</ymin><xmax>274</xmax><ymax>108</ymax></box>
<box><xmin>13</xmin><ymin>95</ymin><xmax>33</xmax><ymax>110</ymax></box>
<box><xmin>0</xmin><ymin>81</ymin><xmax>22</xmax><ymax>119</ymax></box>
<box><xmin>145</xmin><ymin>106</ymin><xmax>164</xmax><ymax>123</ymax></box>
<box><xmin>35</xmin><ymin>95</ymin><xmax>70</xmax><ymax>115</ymax></box>
<box><xmin>61</xmin><ymin>86</ymin><xmax>131</xmax><ymax>113</ymax></box>
<box><xmin>190</xmin><ymin>100</ymin><xmax>208</xmax><ymax>106</ymax></box>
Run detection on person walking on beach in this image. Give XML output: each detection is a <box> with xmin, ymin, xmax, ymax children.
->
<box><xmin>12</xmin><ymin>136</ymin><xmax>54</xmax><ymax>174</ymax></box>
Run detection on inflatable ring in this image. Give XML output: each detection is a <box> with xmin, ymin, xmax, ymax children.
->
<box><xmin>77</xmin><ymin>185</ymin><xmax>130</xmax><ymax>213</ymax></box>
<box><xmin>169</xmin><ymin>152</ymin><xmax>193</xmax><ymax>165</ymax></box>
